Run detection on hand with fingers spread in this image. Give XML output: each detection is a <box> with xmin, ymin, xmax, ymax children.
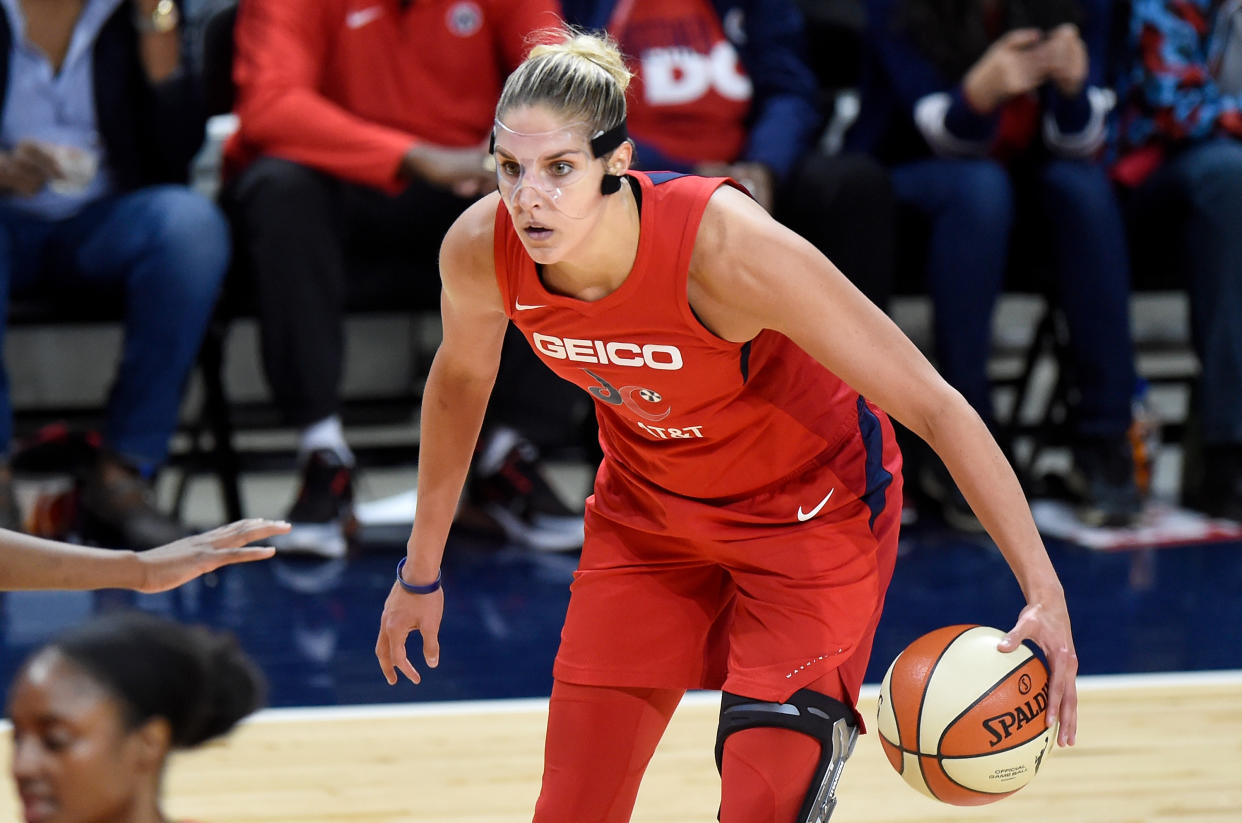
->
<box><xmin>133</xmin><ymin>518</ymin><xmax>290</xmax><ymax>593</ymax></box>
<box><xmin>0</xmin><ymin>518</ymin><xmax>288</xmax><ymax>592</ymax></box>
<box><xmin>997</xmin><ymin>595</ymin><xmax>1079</xmax><ymax>747</ymax></box>
<box><xmin>376</xmin><ymin>576</ymin><xmax>444</xmax><ymax>686</ymax></box>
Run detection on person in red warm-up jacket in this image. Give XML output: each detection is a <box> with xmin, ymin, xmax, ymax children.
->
<box><xmin>222</xmin><ymin>0</ymin><xmax>587</xmax><ymax>557</ymax></box>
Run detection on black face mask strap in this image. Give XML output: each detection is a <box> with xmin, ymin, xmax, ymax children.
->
<box><xmin>488</xmin><ymin>120</ymin><xmax>628</xmax><ymax>194</ymax></box>
<box><xmin>592</xmin><ymin>120</ymin><xmax>628</xmax><ymax>195</ymax></box>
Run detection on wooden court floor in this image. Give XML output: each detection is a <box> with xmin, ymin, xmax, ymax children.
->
<box><xmin>2</xmin><ymin>672</ymin><xmax>1238</xmax><ymax>822</ymax></box>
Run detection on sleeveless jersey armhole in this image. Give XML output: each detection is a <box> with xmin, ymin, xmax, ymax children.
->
<box><xmin>492</xmin><ymin>201</ymin><xmax>517</xmax><ymax>320</ymax></box>
<box><xmin>672</xmin><ymin>177</ymin><xmax>753</xmax><ymax>351</ymax></box>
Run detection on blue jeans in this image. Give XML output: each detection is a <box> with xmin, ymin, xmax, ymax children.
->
<box><xmin>891</xmin><ymin>156</ymin><xmax>1136</xmax><ymax>436</ymax></box>
<box><xmin>0</xmin><ymin>186</ymin><xmax>229</xmax><ymax>471</ymax></box>
<box><xmin>1128</xmin><ymin>138</ymin><xmax>1242</xmax><ymax>445</ymax></box>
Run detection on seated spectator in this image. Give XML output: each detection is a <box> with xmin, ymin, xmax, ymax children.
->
<box><xmin>0</xmin><ymin>0</ymin><xmax>227</xmax><ymax>548</ymax></box>
<box><xmin>561</xmin><ymin>0</ymin><xmax>897</xmax><ymax>309</ymax></box>
<box><xmin>223</xmin><ymin>0</ymin><xmax>585</xmax><ymax>556</ymax></box>
<box><xmin>848</xmin><ymin>0</ymin><xmax>1141</xmax><ymax>528</ymax></box>
<box><xmin>7</xmin><ymin>611</ymin><xmax>264</xmax><ymax>823</ymax></box>
<box><xmin>0</xmin><ymin>517</ymin><xmax>286</xmax><ymax>592</ymax></box>
<box><xmin>1113</xmin><ymin>0</ymin><xmax>1242</xmax><ymax>521</ymax></box>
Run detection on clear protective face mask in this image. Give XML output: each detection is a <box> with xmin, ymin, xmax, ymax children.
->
<box><xmin>491</xmin><ymin>117</ymin><xmax>628</xmax><ymax>220</ymax></box>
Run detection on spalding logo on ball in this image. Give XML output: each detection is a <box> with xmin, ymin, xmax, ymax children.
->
<box><xmin>877</xmin><ymin>624</ymin><xmax>1056</xmax><ymax>805</ymax></box>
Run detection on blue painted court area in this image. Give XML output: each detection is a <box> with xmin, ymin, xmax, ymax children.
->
<box><xmin>0</xmin><ymin>525</ymin><xmax>1239</xmax><ymax>708</ymax></box>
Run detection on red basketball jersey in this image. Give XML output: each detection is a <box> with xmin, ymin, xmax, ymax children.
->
<box><xmin>493</xmin><ymin>171</ymin><xmax>884</xmax><ymax>506</ymax></box>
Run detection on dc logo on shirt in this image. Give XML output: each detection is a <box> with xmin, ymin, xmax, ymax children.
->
<box><xmin>446</xmin><ymin>1</ymin><xmax>483</xmax><ymax>36</ymax></box>
<box><xmin>641</xmin><ymin>42</ymin><xmax>752</xmax><ymax>105</ymax></box>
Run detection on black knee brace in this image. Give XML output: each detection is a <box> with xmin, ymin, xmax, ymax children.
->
<box><xmin>715</xmin><ymin>689</ymin><xmax>859</xmax><ymax>823</ymax></box>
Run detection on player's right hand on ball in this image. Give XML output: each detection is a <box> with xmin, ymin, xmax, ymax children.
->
<box><xmin>376</xmin><ymin>582</ymin><xmax>444</xmax><ymax>685</ymax></box>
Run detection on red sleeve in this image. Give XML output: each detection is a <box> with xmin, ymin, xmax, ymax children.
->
<box><xmin>494</xmin><ymin>0</ymin><xmax>563</xmax><ymax>72</ymax></box>
<box><xmin>231</xmin><ymin>0</ymin><xmax>414</xmax><ymax>190</ymax></box>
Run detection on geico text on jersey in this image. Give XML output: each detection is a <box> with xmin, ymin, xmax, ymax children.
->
<box><xmin>532</xmin><ymin>333</ymin><xmax>684</xmax><ymax>370</ymax></box>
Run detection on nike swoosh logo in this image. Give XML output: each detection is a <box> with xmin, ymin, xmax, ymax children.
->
<box><xmin>346</xmin><ymin>6</ymin><xmax>384</xmax><ymax>29</ymax></box>
<box><xmin>797</xmin><ymin>488</ymin><xmax>835</xmax><ymax>522</ymax></box>
<box><xmin>515</xmin><ymin>301</ymin><xmax>546</xmax><ymax>311</ymax></box>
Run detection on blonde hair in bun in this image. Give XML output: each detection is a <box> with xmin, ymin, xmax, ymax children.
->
<box><xmin>498</xmin><ymin>27</ymin><xmax>632</xmax><ymax>141</ymax></box>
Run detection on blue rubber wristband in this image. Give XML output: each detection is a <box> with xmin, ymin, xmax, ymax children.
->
<box><xmin>396</xmin><ymin>558</ymin><xmax>442</xmax><ymax>595</ymax></box>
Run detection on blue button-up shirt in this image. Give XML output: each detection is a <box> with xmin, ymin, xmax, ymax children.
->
<box><xmin>0</xmin><ymin>0</ymin><xmax>124</xmax><ymax>219</ymax></box>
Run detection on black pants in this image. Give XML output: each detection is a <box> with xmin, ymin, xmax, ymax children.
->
<box><xmin>223</xmin><ymin>156</ymin><xmax>586</xmax><ymax>444</ymax></box>
<box><xmin>775</xmin><ymin>151</ymin><xmax>897</xmax><ymax>311</ymax></box>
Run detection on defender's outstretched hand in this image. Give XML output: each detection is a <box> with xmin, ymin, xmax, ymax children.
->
<box><xmin>133</xmin><ymin>518</ymin><xmax>289</xmax><ymax>593</ymax></box>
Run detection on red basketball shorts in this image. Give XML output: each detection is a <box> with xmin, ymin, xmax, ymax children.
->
<box><xmin>553</xmin><ymin>437</ymin><xmax>903</xmax><ymax>711</ymax></box>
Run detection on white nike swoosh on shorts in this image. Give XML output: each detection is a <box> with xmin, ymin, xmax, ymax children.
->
<box><xmin>346</xmin><ymin>6</ymin><xmax>384</xmax><ymax>29</ymax></box>
<box><xmin>515</xmin><ymin>301</ymin><xmax>547</xmax><ymax>311</ymax></box>
<box><xmin>797</xmin><ymin>488</ymin><xmax>835</xmax><ymax>522</ymax></box>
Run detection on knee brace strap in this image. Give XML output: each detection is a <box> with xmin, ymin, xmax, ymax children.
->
<box><xmin>715</xmin><ymin>689</ymin><xmax>859</xmax><ymax>823</ymax></box>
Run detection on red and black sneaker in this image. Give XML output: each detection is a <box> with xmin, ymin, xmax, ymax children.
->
<box><xmin>270</xmin><ymin>449</ymin><xmax>357</xmax><ymax>558</ymax></box>
<box><xmin>463</xmin><ymin>427</ymin><xmax>584</xmax><ymax>552</ymax></box>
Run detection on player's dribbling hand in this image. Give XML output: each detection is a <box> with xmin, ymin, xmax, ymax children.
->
<box><xmin>376</xmin><ymin>582</ymin><xmax>444</xmax><ymax>685</ymax></box>
<box><xmin>998</xmin><ymin>596</ymin><xmax>1079</xmax><ymax>747</ymax></box>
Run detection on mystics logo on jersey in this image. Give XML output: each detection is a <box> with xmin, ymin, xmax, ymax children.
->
<box><xmin>582</xmin><ymin>368</ymin><xmax>705</xmax><ymax>439</ymax></box>
<box><xmin>583</xmin><ymin>369</ymin><xmax>670</xmax><ymax>422</ymax></box>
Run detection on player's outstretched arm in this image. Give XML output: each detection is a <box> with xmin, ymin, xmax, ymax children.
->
<box><xmin>688</xmin><ymin>186</ymin><xmax>1078</xmax><ymax>746</ymax></box>
<box><xmin>0</xmin><ymin>518</ymin><xmax>288</xmax><ymax>593</ymax></box>
<box><xmin>376</xmin><ymin>195</ymin><xmax>509</xmax><ymax>687</ymax></box>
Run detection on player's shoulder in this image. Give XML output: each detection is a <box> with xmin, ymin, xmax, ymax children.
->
<box><xmin>694</xmin><ymin>182</ymin><xmax>772</xmax><ymax>267</ymax></box>
<box><xmin>442</xmin><ymin>193</ymin><xmax>501</xmax><ymax>271</ymax></box>
<box><xmin>439</xmin><ymin>193</ymin><xmax>504</xmax><ymax>303</ymax></box>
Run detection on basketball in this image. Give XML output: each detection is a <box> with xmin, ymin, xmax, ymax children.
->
<box><xmin>876</xmin><ymin>624</ymin><xmax>1056</xmax><ymax>805</ymax></box>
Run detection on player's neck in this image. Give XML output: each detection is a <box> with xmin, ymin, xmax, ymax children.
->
<box><xmin>542</xmin><ymin>180</ymin><xmax>641</xmax><ymax>302</ymax></box>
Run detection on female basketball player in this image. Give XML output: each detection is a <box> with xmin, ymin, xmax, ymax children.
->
<box><xmin>375</xmin><ymin>29</ymin><xmax>1078</xmax><ymax>823</ymax></box>
<box><xmin>8</xmin><ymin>611</ymin><xmax>264</xmax><ymax>823</ymax></box>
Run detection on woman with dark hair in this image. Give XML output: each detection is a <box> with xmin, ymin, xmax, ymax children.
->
<box><xmin>7</xmin><ymin>611</ymin><xmax>266</xmax><ymax>823</ymax></box>
<box><xmin>849</xmin><ymin>0</ymin><xmax>1142</xmax><ymax>529</ymax></box>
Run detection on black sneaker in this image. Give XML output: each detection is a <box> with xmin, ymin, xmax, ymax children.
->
<box><xmin>1190</xmin><ymin>445</ymin><xmax>1242</xmax><ymax>522</ymax></box>
<box><xmin>464</xmin><ymin>427</ymin><xmax>584</xmax><ymax>551</ymax></box>
<box><xmin>270</xmin><ymin>449</ymin><xmax>356</xmax><ymax>558</ymax></box>
<box><xmin>78</xmin><ymin>456</ymin><xmax>188</xmax><ymax>549</ymax></box>
<box><xmin>1068</xmin><ymin>435</ymin><xmax>1143</xmax><ymax>528</ymax></box>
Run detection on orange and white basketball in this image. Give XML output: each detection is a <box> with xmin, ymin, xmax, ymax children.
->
<box><xmin>876</xmin><ymin>624</ymin><xmax>1056</xmax><ymax>805</ymax></box>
